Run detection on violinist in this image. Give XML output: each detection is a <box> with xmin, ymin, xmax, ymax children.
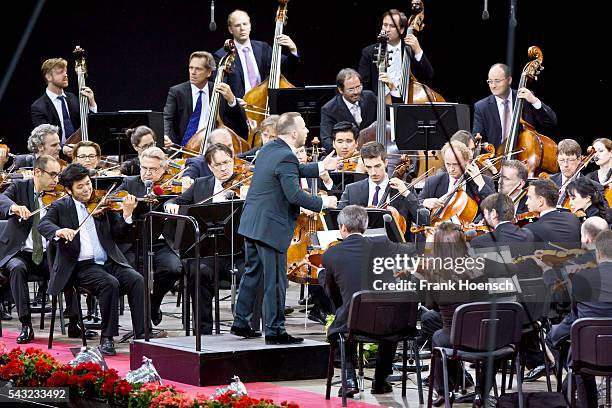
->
<box><xmin>163</xmin><ymin>51</ymin><xmax>248</xmax><ymax>146</ymax></box>
<box><xmin>183</xmin><ymin>128</ymin><xmax>234</xmax><ymax>180</ymax></box>
<box><xmin>587</xmin><ymin>137</ymin><xmax>612</xmax><ymax>185</ymax></box>
<box><xmin>217</xmin><ymin>9</ymin><xmax>300</xmax><ymax>99</ymax></box>
<box><xmin>566</xmin><ymin>177</ymin><xmax>612</xmax><ymax>224</ymax></box>
<box><xmin>473</xmin><ymin>63</ymin><xmax>557</xmax><ymax>148</ymax></box>
<box><xmin>499</xmin><ymin>159</ymin><xmax>529</xmax><ymax>215</ymax></box>
<box><xmin>549</xmin><ymin>139</ymin><xmax>583</xmax><ymax>188</ymax></box>
<box><xmin>31</xmin><ymin>57</ymin><xmax>98</xmax><ymax>155</ymax></box>
<box><xmin>37</xmin><ymin>163</ymin><xmax>145</xmax><ymax>356</ymax></box>
<box><xmin>523</xmin><ymin>178</ymin><xmax>581</xmax><ymax>248</ymax></box>
<box><xmin>116</xmin><ymin>146</ymin><xmax>183</xmax><ymax>328</ymax></box>
<box><xmin>165</xmin><ymin>143</ymin><xmax>246</xmax><ymax>334</ymax></box>
<box><xmin>0</xmin><ymin>156</ymin><xmax>60</xmax><ymax>344</ymax></box>
<box><xmin>329</xmin><ymin>121</ymin><xmax>365</xmax><ymax>172</ymax></box>
<box><xmin>320</xmin><ymin>68</ymin><xmax>376</xmax><ymax>153</ymax></box>
<box><xmin>357</xmin><ymin>8</ymin><xmax>434</xmax><ymax>99</ymax></box>
<box><xmin>4</xmin><ymin>124</ymin><xmax>62</xmax><ymax>173</ymax></box>
<box><xmin>72</xmin><ymin>140</ymin><xmax>101</xmax><ymax>170</ymax></box>
<box><xmin>120</xmin><ymin>126</ymin><xmax>157</xmax><ymax>176</ymax></box>
<box><xmin>418</xmin><ymin>141</ymin><xmax>495</xmax><ymax>211</ymax></box>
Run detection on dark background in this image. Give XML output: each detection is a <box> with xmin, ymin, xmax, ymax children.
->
<box><xmin>0</xmin><ymin>0</ymin><xmax>606</xmax><ymax>153</ymax></box>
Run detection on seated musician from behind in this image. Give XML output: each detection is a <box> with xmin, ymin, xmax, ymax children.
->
<box><xmin>237</xmin><ymin>114</ymin><xmax>279</xmax><ymax>160</ymax></box>
<box><xmin>549</xmin><ymin>138</ymin><xmax>583</xmax><ymax>188</ymax></box>
<box><xmin>37</xmin><ymin>163</ymin><xmax>144</xmax><ymax>355</ymax></box>
<box><xmin>499</xmin><ymin>159</ymin><xmax>529</xmax><ymax>215</ymax></box>
<box><xmin>165</xmin><ymin>143</ymin><xmax>246</xmax><ymax>334</ymax></box>
<box><xmin>116</xmin><ymin>146</ymin><xmax>183</xmax><ymax>327</ymax></box>
<box><xmin>418</xmin><ymin>140</ymin><xmax>495</xmax><ymax>212</ymax></box>
<box><xmin>120</xmin><ymin>125</ymin><xmax>157</xmax><ymax>176</ymax></box>
<box><xmin>587</xmin><ymin>137</ymin><xmax>612</xmax><ymax>185</ymax></box>
<box><xmin>4</xmin><ymin>124</ymin><xmax>62</xmax><ymax>173</ymax></box>
<box><xmin>566</xmin><ymin>177</ymin><xmax>612</xmax><ymax>224</ymax></box>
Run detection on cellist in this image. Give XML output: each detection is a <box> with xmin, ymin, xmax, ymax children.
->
<box><xmin>473</xmin><ymin>63</ymin><xmax>557</xmax><ymax>149</ymax></box>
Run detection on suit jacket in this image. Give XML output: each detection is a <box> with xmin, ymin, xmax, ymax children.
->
<box><xmin>238</xmin><ymin>138</ymin><xmax>323</xmax><ymax>252</ymax></box>
<box><xmin>523</xmin><ymin>209</ymin><xmax>581</xmax><ymax>247</ymax></box>
<box><xmin>470</xmin><ymin>221</ymin><xmax>536</xmax><ymax>260</ymax></box>
<box><xmin>319</xmin><ymin>92</ymin><xmax>377</xmax><ymax>153</ymax></box>
<box><xmin>120</xmin><ymin>155</ymin><xmax>140</xmax><ymax>176</ymax></box>
<box><xmin>338</xmin><ymin>178</ymin><xmax>418</xmax><ymax>223</ymax></box>
<box><xmin>183</xmin><ymin>156</ymin><xmax>213</xmax><ymax>179</ymax></box>
<box><xmin>162</xmin><ymin>81</ymin><xmax>248</xmax><ymax>144</ymax></box>
<box><xmin>168</xmin><ymin>175</ymin><xmax>215</xmax><ymax>206</ymax></box>
<box><xmin>472</xmin><ymin>90</ymin><xmax>557</xmax><ymax>148</ymax></box>
<box><xmin>549</xmin><ymin>172</ymin><xmax>563</xmax><ymax>187</ymax></box>
<box><xmin>31</xmin><ymin>92</ymin><xmax>80</xmax><ymax>139</ymax></box>
<box><xmin>572</xmin><ymin>261</ymin><xmax>612</xmax><ymax>319</ymax></box>
<box><xmin>514</xmin><ymin>193</ymin><xmax>529</xmax><ymax>216</ymax></box>
<box><xmin>8</xmin><ymin>154</ymin><xmax>36</xmax><ymax>171</ymax></box>
<box><xmin>37</xmin><ymin>196</ymin><xmax>132</xmax><ymax>295</ymax></box>
<box><xmin>417</xmin><ymin>171</ymin><xmax>495</xmax><ymax>204</ymax></box>
<box><xmin>587</xmin><ymin>169</ymin><xmax>612</xmax><ymax>185</ymax></box>
<box><xmin>0</xmin><ymin>179</ymin><xmax>39</xmax><ymax>268</ymax></box>
<box><xmin>214</xmin><ymin>39</ymin><xmax>299</xmax><ymax>99</ymax></box>
<box><xmin>357</xmin><ymin>43</ymin><xmax>434</xmax><ymax>95</ymax></box>
<box><xmin>321</xmin><ymin>234</ymin><xmax>416</xmax><ymax>337</ymax></box>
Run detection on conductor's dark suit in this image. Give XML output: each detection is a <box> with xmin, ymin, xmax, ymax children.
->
<box><xmin>37</xmin><ymin>195</ymin><xmax>145</xmax><ymax>337</ymax></box>
<box><xmin>319</xmin><ymin>92</ymin><xmax>377</xmax><ymax>153</ymax></box>
<box><xmin>472</xmin><ymin>90</ymin><xmax>557</xmax><ymax>148</ymax></box>
<box><xmin>162</xmin><ymin>81</ymin><xmax>248</xmax><ymax>145</ymax></box>
<box><xmin>234</xmin><ymin>138</ymin><xmax>324</xmax><ymax>336</ymax></box>
<box><xmin>31</xmin><ymin>92</ymin><xmax>80</xmax><ymax>140</ymax></box>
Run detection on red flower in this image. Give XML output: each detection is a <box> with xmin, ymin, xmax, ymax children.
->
<box><xmin>115</xmin><ymin>380</ymin><xmax>133</xmax><ymax>396</ymax></box>
<box><xmin>47</xmin><ymin>370</ymin><xmax>70</xmax><ymax>387</ymax></box>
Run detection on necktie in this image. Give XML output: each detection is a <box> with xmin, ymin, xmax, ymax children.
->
<box><xmin>181</xmin><ymin>90</ymin><xmax>204</xmax><ymax>146</ymax></box>
<box><xmin>371</xmin><ymin>185</ymin><xmax>381</xmax><ymax>206</ymax></box>
<box><xmin>242</xmin><ymin>47</ymin><xmax>259</xmax><ymax>89</ymax></box>
<box><xmin>31</xmin><ymin>192</ymin><xmax>43</xmax><ymax>265</ymax></box>
<box><xmin>57</xmin><ymin>96</ymin><xmax>75</xmax><ymax>143</ymax></box>
<box><xmin>501</xmin><ymin>98</ymin><xmax>511</xmax><ymax>144</ymax></box>
<box><xmin>350</xmin><ymin>104</ymin><xmax>362</xmax><ymax>126</ymax></box>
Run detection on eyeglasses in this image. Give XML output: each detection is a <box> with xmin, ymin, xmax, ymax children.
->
<box><xmin>137</xmin><ymin>143</ymin><xmax>155</xmax><ymax>151</ymax></box>
<box><xmin>210</xmin><ymin>160</ymin><xmax>233</xmax><ymax>170</ymax></box>
<box><xmin>141</xmin><ymin>166</ymin><xmax>162</xmax><ymax>174</ymax></box>
<box><xmin>76</xmin><ymin>154</ymin><xmax>98</xmax><ymax>160</ymax></box>
<box><xmin>39</xmin><ymin>168</ymin><xmax>60</xmax><ymax>179</ymax></box>
<box><xmin>558</xmin><ymin>158</ymin><xmax>579</xmax><ymax>165</ymax></box>
<box><xmin>344</xmin><ymin>84</ymin><xmax>363</xmax><ymax>94</ymax></box>
<box><xmin>486</xmin><ymin>78</ymin><xmax>508</xmax><ymax>85</ymax></box>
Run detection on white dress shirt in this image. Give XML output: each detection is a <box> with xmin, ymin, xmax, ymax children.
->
<box><xmin>73</xmin><ymin>198</ymin><xmax>107</xmax><ymax>265</ymax></box>
<box><xmin>368</xmin><ymin>176</ymin><xmax>389</xmax><ymax>206</ymax></box>
<box><xmin>46</xmin><ymin>88</ymin><xmax>97</xmax><ymax>142</ymax></box>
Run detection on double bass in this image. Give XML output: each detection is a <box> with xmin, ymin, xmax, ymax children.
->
<box><xmin>498</xmin><ymin>46</ymin><xmax>558</xmax><ymax>177</ymax></box>
<box><xmin>185</xmin><ymin>40</ymin><xmax>250</xmax><ymax>156</ymax></box>
<box><xmin>65</xmin><ymin>46</ymin><xmax>90</xmax><ymax>145</ymax></box>
<box><xmin>243</xmin><ymin>0</ymin><xmax>294</xmax><ymax>147</ymax></box>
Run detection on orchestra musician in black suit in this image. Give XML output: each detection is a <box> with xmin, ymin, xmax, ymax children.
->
<box><xmin>4</xmin><ymin>125</ymin><xmax>62</xmax><ymax>172</ymax></box>
<box><xmin>523</xmin><ymin>178</ymin><xmax>582</xmax><ymax>247</ymax></box>
<box><xmin>548</xmin><ymin>139</ymin><xmax>583</xmax><ymax>189</ymax></box>
<box><xmin>116</xmin><ymin>147</ymin><xmax>183</xmax><ymax>327</ymax></box>
<box><xmin>37</xmin><ymin>164</ymin><xmax>145</xmax><ymax>355</ymax></box>
<box><xmin>215</xmin><ymin>9</ymin><xmax>300</xmax><ymax>99</ymax></box>
<box><xmin>587</xmin><ymin>138</ymin><xmax>612</xmax><ymax>185</ymax></box>
<box><xmin>165</xmin><ymin>143</ymin><xmax>246</xmax><ymax>334</ymax></box>
<box><xmin>183</xmin><ymin>128</ymin><xmax>237</xmax><ymax>180</ymax></box>
<box><xmin>320</xmin><ymin>68</ymin><xmax>377</xmax><ymax>153</ymax></box>
<box><xmin>358</xmin><ymin>9</ymin><xmax>434</xmax><ymax>99</ymax></box>
<box><xmin>163</xmin><ymin>51</ymin><xmax>248</xmax><ymax>146</ymax></box>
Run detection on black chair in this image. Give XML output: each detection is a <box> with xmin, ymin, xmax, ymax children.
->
<box><xmin>324</xmin><ymin>290</ymin><xmax>423</xmax><ymax>407</ymax></box>
<box><xmin>427</xmin><ymin>301</ymin><xmax>525</xmax><ymax>408</ymax></box>
<box><xmin>568</xmin><ymin>317</ymin><xmax>612</xmax><ymax>408</ymax></box>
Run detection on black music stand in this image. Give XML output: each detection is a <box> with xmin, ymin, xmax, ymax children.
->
<box><xmin>87</xmin><ymin>111</ymin><xmax>164</xmax><ymax>159</ymax></box>
<box><xmin>324</xmin><ymin>208</ymin><xmax>404</xmax><ymax>243</ymax></box>
<box><xmin>269</xmin><ymin>86</ymin><xmax>337</xmax><ymax>142</ymax></box>
<box><xmin>327</xmin><ymin>171</ymin><xmax>369</xmax><ymax>199</ymax></box>
<box><xmin>90</xmin><ymin>176</ymin><xmax>124</xmax><ymax>191</ymax></box>
<box><xmin>174</xmin><ymin>200</ymin><xmax>245</xmax><ymax>335</ymax></box>
<box><xmin>391</xmin><ymin>103</ymin><xmax>470</xmax><ymax>171</ymax></box>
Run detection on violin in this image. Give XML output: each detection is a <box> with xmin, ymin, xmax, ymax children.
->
<box><xmin>513</xmin><ymin>248</ymin><xmax>587</xmax><ymax>268</ymax></box>
<box><xmin>41</xmin><ymin>185</ymin><xmax>67</xmax><ymax>207</ymax></box>
<box><xmin>83</xmin><ymin>189</ymin><xmax>156</xmax><ymax>214</ymax></box>
<box><xmin>473</xmin><ymin>135</ymin><xmax>497</xmax><ymax>176</ymax></box>
<box><xmin>221</xmin><ymin>170</ymin><xmax>253</xmax><ymax>198</ymax></box>
<box><xmin>557</xmin><ymin>146</ymin><xmax>596</xmax><ymax>208</ymax></box>
<box><xmin>336</xmin><ymin>154</ymin><xmax>361</xmax><ymax>172</ymax></box>
<box><xmin>513</xmin><ymin>211</ymin><xmax>539</xmax><ymax>226</ymax></box>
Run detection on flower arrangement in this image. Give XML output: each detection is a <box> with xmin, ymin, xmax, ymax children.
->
<box><xmin>0</xmin><ymin>341</ymin><xmax>299</xmax><ymax>408</ymax></box>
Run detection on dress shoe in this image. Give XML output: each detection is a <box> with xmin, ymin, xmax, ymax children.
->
<box><xmin>371</xmin><ymin>380</ymin><xmax>393</xmax><ymax>394</ymax></box>
<box><xmin>307</xmin><ymin>307</ymin><xmax>327</xmax><ymax>325</ymax></box>
<box><xmin>524</xmin><ymin>363</ymin><xmax>549</xmax><ymax>382</ymax></box>
<box><xmin>135</xmin><ymin>329</ymin><xmax>168</xmax><ymax>340</ymax></box>
<box><xmin>432</xmin><ymin>391</ymin><xmax>454</xmax><ymax>407</ymax></box>
<box><xmin>230</xmin><ymin>325</ymin><xmax>262</xmax><ymax>338</ymax></box>
<box><xmin>298</xmin><ymin>294</ymin><xmax>313</xmax><ymax>306</ymax></box>
<box><xmin>284</xmin><ymin>306</ymin><xmax>294</xmax><ymax>316</ymax></box>
<box><xmin>338</xmin><ymin>378</ymin><xmax>359</xmax><ymax>398</ymax></box>
<box><xmin>0</xmin><ymin>309</ymin><xmax>11</xmax><ymax>320</ymax></box>
<box><xmin>99</xmin><ymin>337</ymin><xmax>116</xmax><ymax>356</ymax></box>
<box><xmin>151</xmin><ymin>307</ymin><xmax>163</xmax><ymax>326</ymax></box>
<box><xmin>265</xmin><ymin>332</ymin><xmax>303</xmax><ymax>345</ymax></box>
<box><xmin>16</xmin><ymin>325</ymin><xmax>34</xmax><ymax>344</ymax></box>
<box><xmin>67</xmin><ymin>324</ymin><xmax>98</xmax><ymax>339</ymax></box>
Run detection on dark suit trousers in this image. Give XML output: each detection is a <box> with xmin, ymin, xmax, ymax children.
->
<box><xmin>75</xmin><ymin>260</ymin><xmax>144</xmax><ymax>338</ymax></box>
<box><xmin>234</xmin><ymin>237</ymin><xmax>287</xmax><ymax>336</ymax></box>
<box><xmin>6</xmin><ymin>251</ymin><xmax>49</xmax><ymax>322</ymax></box>
<box><xmin>341</xmin><ymin>339</ymin><xmax>397</xmax><ymax>382</ymax></box>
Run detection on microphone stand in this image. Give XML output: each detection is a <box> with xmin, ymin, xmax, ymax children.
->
<box><xmin>229</xmin><ymin>191</ymin><xmax>237</xmax><ymax>314</ymax></box>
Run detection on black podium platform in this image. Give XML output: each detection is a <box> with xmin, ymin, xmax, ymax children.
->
<box><xmin>130</xmin><ymin>334</ymin><xmax>329</xmax><ymax>386</ymax></box>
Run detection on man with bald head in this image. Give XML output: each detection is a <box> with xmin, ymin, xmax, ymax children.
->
<box><xmin>473</xmin><ymin>63</ymin><xmax>557</xmax><ymax>148</ymax></box>
<box><xmin>183</xmin><ymin>128</ymin><xmax>235</xmax><ymax>180</ymax></box>
<box><xmin>215</xmin><ymin>9</ymin><xmax>300</xmax><ymax>99</ymax></box>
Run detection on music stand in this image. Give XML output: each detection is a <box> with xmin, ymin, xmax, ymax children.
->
<box><xmin>324</xmin><ymin>208</ymin><xmax>404</xmax><ymax>243</ymax></box>
<box><xmin>87</xmin><ymin>111</ymin><xmax>164</xmax><ymax>159</ymax></box>
<box><xmin>174</xmin><ymin>200</ymin><xmax>244</xmax><ymax>335</ymax></box>
<box><xmin>327</xmin><ymin>171</ymin><xmax>369</xmax><ymax>199</ymax></box>
<box><xmin>269</xmin><ymin>86</ymin><xmax>337</xmax><ymax>143</ymax></box>
<box><xmin>90</xmin><ymin>176</ymin><xmax>124</xmax><ymax>191</ymax></box>
<box><xmin>390</xmin><ymin>103</ymin><xmax>470</xmax><ymax>172</ymax></box>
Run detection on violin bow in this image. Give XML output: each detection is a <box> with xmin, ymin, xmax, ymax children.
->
<box><xmin>195</xmin><ymin>174</ymin><xmax>253</xmax><ymax>205</ymax></box>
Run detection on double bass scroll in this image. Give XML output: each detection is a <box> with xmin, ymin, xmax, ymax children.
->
<box><xmin>65</xmin><ymin>45</ymin><xmax>90</xmax><ymax>145</ymax></box>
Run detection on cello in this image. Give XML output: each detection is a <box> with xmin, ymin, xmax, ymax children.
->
<box><xmin>65</xmin><ymin>46</ymin><xmax>90</xmax><ymax>145</ymax></box>
<box><xmin>243</xmin><ymin>0</ymin><xmax>294</xmax><ymax>147</ymax></box>
<box><xmin>498</xmin><ymin>46</ymin><xmax>558</xmax><ymax>177</ymax></box>
<box><xmin>184</xmin><ymin>40</ymin><xmax>250</xmax><ymax>156</ymax></box>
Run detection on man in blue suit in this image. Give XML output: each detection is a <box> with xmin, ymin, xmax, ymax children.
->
<box><xmin>472</xmin><ymin>63</ymin><xmax>557</xmax><ymax>149</ymax></box>
<box><xmin>215</xmin><ymin>9</ymin><xmax>299</xmax><ymax>99</ymax></box>
<box><xmin>231</xmin><ymin>112</ymin><xmax>339</xmax><ymax>344</ymax></box>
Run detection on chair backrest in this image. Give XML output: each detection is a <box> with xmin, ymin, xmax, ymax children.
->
<box><xmin>517</xmin><ymin>277</ymin><xmax>551</xmax><ymax>325</ymax></box>
<box><xmin>450</xmin><ymin>301</ymin><xmax>524</xmax><ymax>351</ymax></box>
<box><xmin>347</xmin><ymin>290</ymin><xmax>419</xmax><ymax>340</ymax></box>
<box><xmin>571</xmin><ymin>317</ymin><xmax>612</xmax><ymax>372</ymax></box>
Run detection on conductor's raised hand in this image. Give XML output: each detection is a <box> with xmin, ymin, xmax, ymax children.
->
<box><xmin>321</xmin><ymin>151</ymin><xmax>340</xmax><ymax>171</ymax></box>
